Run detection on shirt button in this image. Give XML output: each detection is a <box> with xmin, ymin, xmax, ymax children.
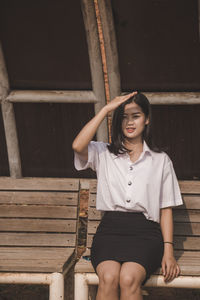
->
<box><xmin>128</xmin><ymin>181</ymin><xmax>132</xmax><ymax>185</ymax></box>
<box><xmin>129</xmin><ymin>166</ymin><xmax>133</xmax><ymax>170</ymax></box>
<box><xmin>126</xmin><ymin>199</ymin><xmax>131</xmax><ymax>203</ymax></box>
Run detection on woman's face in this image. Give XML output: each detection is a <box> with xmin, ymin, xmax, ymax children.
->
<box><xmin>121</xmin><ymin>101</ymin><xmax>149</xmax><ymax>141</ymax></box>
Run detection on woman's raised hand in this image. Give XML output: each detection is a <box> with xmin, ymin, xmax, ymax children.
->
<box><xmin>105</xmin><ymin>91</ymin><xmax>138</xmax><ymax>113</ymax></box>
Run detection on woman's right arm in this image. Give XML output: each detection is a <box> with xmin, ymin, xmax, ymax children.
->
<box><xmin>72</xmin><ymin>91</ymin><xmax>137</xmax><ymax>161</ymax></box>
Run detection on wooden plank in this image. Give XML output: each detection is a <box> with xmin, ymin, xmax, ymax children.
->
<box><xmin>88</xmin><ymin>208</ymin><xmax>200</xmax><ymax>222</ymax></box>
<box><xmin>0</xmin><ymin>247</ymin><xmax>76</xmax><ymax>273</ymax></box>
<box><xmin>0</xmin><ymin>177</ymin><xmax>79</xmax><ymax>191</ymax></box>
<box><xmin>89</xmin><ymin>185</ymin><xmax>200</xmax><ymax>207</ymax></box>
<box><xmin>0</xmin><ymin>191</ymin><xmax>78</xmax><ymax>205</ymax></box>
<box><xmin>88</xmin><ymin>207</ymin><xmax>102</xmax><ymax>220</ymax></box>
<box><xmin>89</xmin><ymin>180</ymin><xmax>97</xmax><ymax>193</ymax></box>
<box><xmin>175</xmin><ymin>194</ymin><xmax>200</xmax><ymax>209</ymax></box>
<box><xmin>88</xmin><ymin>221</ymin><xmax>200</xmax><ymax>236</ymax></box>
<box><xmin>89</xmin><ymin>194</ymin><xmax>97</xmax><ymax>207</ymax></box>
<box><xmin>88</xmin><ymin>180</ymin><xmax>200</xmax><ymax>194</ymax></box>
<box><xmin>87</xmin><ymin>235</ymin><xmax>200</xmax><ymax>250</ymax></box>
<box><xmin>179</xmin><ymin>180</ymin><xmax>200</xmax><ymax>194</ymax></box>
<box><xmin>174</xmin><ymin>236</ymin><xmax>200</xmax><ymax>250</ymax></box>
<box><xmin>173</xmin><ymin>210</ymin><xmax>200</xmax><ymax>223</ymax></box>
<box><xmin>0</xmin><ymin>219</ymin><xmax>76</xmax><ymax>232</ymax></box>
<box><xmin>75</xmin><ymin>251</ymin><xmax>200</xmax><ymax>276</ymax></box>
<box><xmin>0</xmin><ymin>247</ymin><xmax>74</xmax><ymax>259</ymax></box>
<box><xmin>6</xmin><ymin>90</ymin><xmax>97</xmax><ymax>103</ymax></box>
<box><xmin>88</xmin><ymin>220</ymin><xmax>200</xmax><ymax>236</ymax></box>
<box><xmin>0</xmin><ymin>260</ymin><xmax>65</xmax><ymax>273</ymax></box>
<box><xmin>0</xmin><ymin>233</ymin><xmax>76</xmax><ymax>247</ymax></box>
<box><xmin>143</xmin><ymin>92</ymin><xmax>200</xmax><ymax>105</ymax></box>
<box><xmin>0</xmin><ymin>205</ymin><xmax>77</xmax><ymax>218</ymax></box>
<box><xmin>174</xmin><ymin>222</ymin><xmax>200</xmax><ymax>236</ymax></box>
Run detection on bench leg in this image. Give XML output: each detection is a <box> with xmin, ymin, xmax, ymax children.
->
<box><xmin>49</xmin><ymin>272</ymin><xmax>64</xmax><ymax>300</ymax></box>
<box><xmin>75</xmin><ymin>273</ymin><xmax>88</xmax><ymax>300</ymax></box>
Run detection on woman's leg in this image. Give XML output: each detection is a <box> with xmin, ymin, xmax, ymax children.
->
<box><xmin>119</xmin><ymin>262</ymin><xmax>146</xmax><ymax>300</ymax></box>
<box><xmin>96</xmin><ymin>260</ymin><xmax>121</xmax><ymax>300</ymax></box>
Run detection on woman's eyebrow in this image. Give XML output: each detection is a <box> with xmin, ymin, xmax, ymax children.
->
<box><xmin>123</xmin><ymin>111</ymin><xmax>141</xmax><ymax>115</ymax></box>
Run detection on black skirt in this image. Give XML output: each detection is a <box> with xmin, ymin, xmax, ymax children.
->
<box><xmin>91</xmin><ymin>211</ymin><xmax>164</xmax><ymax>285</ymax></box>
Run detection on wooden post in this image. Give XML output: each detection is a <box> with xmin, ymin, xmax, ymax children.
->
<box><xmin>97</xmin><ymin>0</ymin><xmax>121</xmax><ymax>101</ymax></box>
<box><xmin>81</xmin><ymin>0</ymin><xmax>108</xmax><ymax>142</ymax></box>
<box><xmin>0</xmin><ymin>43</ymin><xmax>22</xmax><ymax>178</ymax></box>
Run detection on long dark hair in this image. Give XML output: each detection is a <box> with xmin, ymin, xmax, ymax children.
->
<box><xmin>107</xmin><ymin>92</ymin><xmax>163</xmax><ymax>155</ymax></box>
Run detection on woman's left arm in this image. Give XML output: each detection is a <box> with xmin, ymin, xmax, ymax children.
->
<box><xmin>160</xmin><ymin>207</ymin><xmax>180</xmax><ymax>282</ymax></box>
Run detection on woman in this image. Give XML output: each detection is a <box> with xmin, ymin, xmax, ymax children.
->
<box><xmin>72</xmin><ymin>91</ymin><xmax>183</xmax><ymax>300</ymax></box>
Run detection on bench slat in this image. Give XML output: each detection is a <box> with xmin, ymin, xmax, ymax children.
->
<box><xmin>87</xmin><ymin>220</ymin><xmax>200</xmax><ymax>236</ymax></box>
<box><xmin>89</xmin><ymin>194</ymin><xmax>200</xmax><ymax>209</ymax></box>
<box><xmin>0</xmin><ymin>205</ymin><xmax>77</xmax><ymax>218</ymax></box>
<box><xmin>87</xmin><ymin>235</ymin><xmax>200</xmax><ymax>250</ymax></box>
<box><xmin>75</xmin><ymin>250</ymin><xmax>200</xmax><ymax>276</ymax></box>
<box><xmin>0</xmin><ymin>233</ymin><xmax>76</xmax><ymax>247</ymax></box>
<box><xmin>88</xmin><ymin>208</ymin><xmax>200</xmax><ymax>222</ymax></box>
<box><xmin>89</xmin><ymin>180</ymin><xmax>200</xmax><ymax>194</ymax></box>
<box><xmin>173</xmin><ymin>210</ymin><xmax>200</xmax><ymax>223</ymax></box>
<box><xmin>0</xmin><ymin>247</ymin><xmax>74</xmax><ymax>259</ymax></box>
<box><xmin>0</xmin><ymin>218</ymin><xmax>76</xmax><ymax>232</ymax></box>
<box><xmin>0</xmin><ymin>191</ymin><xmax>78</xmax><ymax>205</ymax></box>
<box><xmin>0</xmin><ymin>177</ymin><xmax>79</xmax><ymax>191</ymax></box>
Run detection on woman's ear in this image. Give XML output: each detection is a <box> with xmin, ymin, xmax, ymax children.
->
<box><xmin>145</xmin><ymin>117</ymin><xmax>150</xmax><ymax>125</ymax></box>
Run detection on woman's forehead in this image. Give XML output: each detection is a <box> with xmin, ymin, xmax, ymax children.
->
<box><xmin>124</xmin><ymin>102</ymin><xmax>142</xmax><ymax>113</ymax></box>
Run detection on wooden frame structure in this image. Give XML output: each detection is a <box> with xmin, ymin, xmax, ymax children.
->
<box><xmin>0</xmin><ymin>0</ymin><xmax>200</xmax><ymax>178</ymax></box>
<box><xmin>0</xmin><ymin>1</ymin><xmax>200</xmax><ymax>299</ymax></box>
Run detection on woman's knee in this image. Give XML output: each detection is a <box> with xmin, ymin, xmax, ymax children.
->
<box><xmin>119</xmin><ymin>270</ymin><xmax>145</xmax><ymax>293</ymax></box>
<box><xmin>99</xmin><ymin>271</ymin><xmax>120</xmax><ymax>289</ymax></box>
<box><xmin>97</xmin><ymin>262</ymin><xmax>120</xmax><ymax>289</ymax></box>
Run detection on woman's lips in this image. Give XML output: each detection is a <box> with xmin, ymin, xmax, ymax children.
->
<box><xmin>126</xmin><ymin>128</ymin><xmax>135</xmax><ymax>133</ymax></box>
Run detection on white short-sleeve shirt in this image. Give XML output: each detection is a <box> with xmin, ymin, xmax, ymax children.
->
<box><xmin>74</xmin><ymin>140</ymin><xmax>183</xmax><ymax>223</ymax></box>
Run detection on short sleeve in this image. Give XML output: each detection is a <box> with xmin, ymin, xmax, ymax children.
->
<box><xmin>74</xmin><ymin>141</ymin><xmax>106</xmax><ymax>172</ymax></box>
<box><xmin>160</xmin><ymin>157</ymin><xmax>183</xmax><ymax>209</ymax></box>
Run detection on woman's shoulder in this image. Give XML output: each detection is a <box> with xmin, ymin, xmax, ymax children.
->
<box><xmin>89</xmin><ymin>140</ymin><xmax>110</xmax><ymax>152</ymax></box>
<box><xmin>151</xmin><ymin>149</ymin><xmax>172</xmax><ymax>165</ymax></box>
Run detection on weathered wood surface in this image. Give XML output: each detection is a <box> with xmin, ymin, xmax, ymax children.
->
<box><xmin>143</xmin><ymin>92</ymin><xmax>200</xmax><ymax>105</ymax></box>
<box><xmin>0</xmin><ymin>177</ymin><xmax>79</xmax><ymax>191</ymax></box>
<box><xmin>6</xmin><ymin>90</ymin><xmax>97</xmax><ymax>103</ymax></box>
<box><xmin>0</xmin><ymin>247</ymin><xmax>74</xmax><ymax>272</ymax></box>
<box><xmin>89</xmin><ymin>180</ymin><xmax>200</xmax><ymax>194</ymax></box>
<box><xmin>76</xmin><ymin>179</ymin><xmax>200</xmax><ymax>282</ymax></box>
<box><xmin>0</xmin><ymin>177</ymin><xmax>80</xmax><ymax>273</ymax></box>
<box><xmin>0</xmin><ymin>191</ymin><xmax>78</xmax><ymax>205</ymax></box>
<box><xmin>0</xmin><ymin>219</ymin><xmax>76</xmax><ymax>232</ymax></box>
<box><xmin>0</xmin><ymin>205</ymin><xmax>77</xmax><ymax>218</ymax></box>
<box><xmin>86</xmin><ymin>234</ymin><xmax>200</xmax><ymax>250</ymax></box>
<box><xmin>75</xmin><ymin>250</ymin><xmax>200</xmax><ymax>276</ymax></box>
<box><xmin>0</xmin><ymin>232</ymin><xmax>76</xmax><ymax>247</ymax></box>
<box><xmin>88</xmin><ymin>220</ymin><xmax>200</xmax><ymax>236</ymax></box>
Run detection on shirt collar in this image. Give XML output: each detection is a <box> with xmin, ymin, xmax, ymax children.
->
<box><xmin>143</xmin><ymin>140</ymin><xmax>153</xmax><ymax>157</ymax></box>
<box><xmin>112</xmin><ymin>140</ymin><xmax>153</xmax><ymax>160</ymax></box>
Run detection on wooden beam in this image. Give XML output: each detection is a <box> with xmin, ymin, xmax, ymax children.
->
<box><xmin>6</xmin><ymin>90</ymin><xmax>97</xmax><ymax>103</ymax></box>
<box><xmin>98</xmin><ymin>0</ymin><xmax>121</xmax><ymax>101</ymax></box>
<box><xmin>81</xmin><ymin>0</ymin><xmax>108</xmax><ymax>142</ymax></box>
<box><xmin>120</xmin><ymin>92</ymin><xmax>200</xmax><ymax>105</ymax></box>
<box><xmin>0</xmin><ymin>43</ymin><xmax>22</xmax><ymax>178</ymax></box>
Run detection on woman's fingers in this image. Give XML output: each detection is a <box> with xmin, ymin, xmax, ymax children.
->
<box><xmin>164</xmin><ymin>264</ymin><xmax>180</xmax><ymax>282</ymax></box>
<box><xmin>106</xmin><ymin>91</ymin><xmax>138</xmax><ymax>113</ymax></box>
<box><xmin>121</xmin><ymin>91</ymin><xmax>138</xmax><ymax>102</ymax></box>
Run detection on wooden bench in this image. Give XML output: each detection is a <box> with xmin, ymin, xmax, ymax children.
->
<box><xmin>74</xmin><ymin>179</ymin><xmax>200</xmax><ymax>300</ymax></box>
<box><xmin>0</xmin><ymin>177</ymin><xmax>83</xmax><ymax>300</ymax></box>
